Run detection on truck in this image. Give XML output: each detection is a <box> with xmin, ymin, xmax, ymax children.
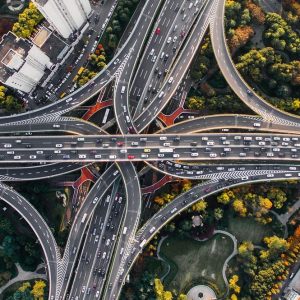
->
<box><xmin>159</xmin><ymin>148</ymin><xmax>174</xmax><ymax>153</ymax></box>
<box><xmin>81</xmin><ymin>213</ymin><xmax>88</xmax><ymax>223</ymax></box>
<box><xmin>139</xmin><ymin>239</ymin><xmax>147</xmax><ymax>248</ymax></box>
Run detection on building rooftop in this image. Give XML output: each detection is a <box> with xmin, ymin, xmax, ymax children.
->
<box><xmin>290</xmin><ymin>268</ymin><xmax>300</xmax><ymax>294</ymax></box>
<box><xmin>0</xmin><ymin>32</ymin><xmax>30</xmax><ymax>83</ymax></box>
<box><xmin>32</xmin><ymin>26</ymin><xmax>69</xmax><ymax>63</ymax></box>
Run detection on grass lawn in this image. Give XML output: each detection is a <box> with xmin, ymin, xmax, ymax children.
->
<box><xmin>159</xmin><ymin>234</ymin><xmax>234</xmax><ymax>295</ymax></box>
<box><xmin>226</xmin><ymin>214</ymin><xmax>275</xmax><ymax>245</ymax></box>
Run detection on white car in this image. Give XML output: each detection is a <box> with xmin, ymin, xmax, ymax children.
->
<box><xmin>79</xmin><ymin>154</ymin><xmax>86</xmax><ymax>159</ymax></box>
<box><xmin>109</xmin><ymin>155</ymin><xmax>116</xmax><ymax>159</ymax></box>
<box><xmin>4</xmin><ymin>144</ymin><xmax>11</xmax><ymax>148</ymax></box>
<box><xmin>191</xmin><ymin>152</ymin><xmax>199</xmax><ymax>157</ymax></box>
<box><xmin>209</xmin><ymin>153</ymin><xmax>217</xmax><ymax>158</ymax></box>
<box><xmin>267</xmin><ymin>174</ymin><xmax>274</xmax><ymax>178</ymax></box>
<box><xmin>56</xmin><ymin>144</ymin><xmax>63</xmax><ymax>148</ymax></box>
<box><xmin>29</xmin><ymin>155</ymin><xmax>36</xmax><ymax>159</ymax></box>
<box><xmin>167</xmin><ymin>37</ymin><xmax>172</xmax><ymax>43</ymax></box>
<box><xmin>173</xmin><ymin>153</ymin><xmax>180</xmax><ymax>158</ymax></box>
<box><xmin>93</xmin><ymin>197</ymin><xmax>99</xmax><ymax>204</ymax></box>
<box><xmin>96</xmin><ymin>291</ymin><xmax>100</xmax><ymax>298</ymax></box>
<box><xmin>14</xmin><ymin>156</ymin><xmax>21</xmax><ymax>160</ymax></box>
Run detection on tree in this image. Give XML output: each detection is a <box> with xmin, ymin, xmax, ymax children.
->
<box><xmin>264</xmin><ymin>236</ymin><xmax>289</xmax><ymax>257</ymax></box>
<box><xmin>233</xmin><ymin>199</ymin><xmax>247</xmax><ymax>217</ymax></box>
<box><xmin>31</xmin><ymin>280</ymin><xmax>46</xmax><ymax>299</ymax></box>
<box><xmin>217</xmin><ymin>191</ymin><xmax>233</xmax><ymax>204</ymax></box>
<box><xmin>214</xmin><ymin>208</ymin><xmax>224</xmax><ymax>220</ymax></box>
<box><xmin>2</xmin><ymin>235</ymin><xmax>21</xmax><ymax>262</ymax></box>
<box><xmin>229</xmin><ymin>275</ymin><xmax>241</xmax><ymax>294</ymax></box>
<box><xmin>192</xmin><ymin>199</ymin><xmax>207</xmax><ymax>212</ymax></box>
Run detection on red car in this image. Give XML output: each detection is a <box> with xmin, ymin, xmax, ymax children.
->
<box><xmin>127</xmin><ymin>155</ymin><xmax>135</xmax><ymax>159</ymax></box>
<box><xmin>155</xmin><ymin>27</ymin><xmax>161</xmax><ymax>35</ymax></box>
<box><xmin>117</xmin><ymin>141</ymin><xmax>124</xmax><ymax>147</ymax></box>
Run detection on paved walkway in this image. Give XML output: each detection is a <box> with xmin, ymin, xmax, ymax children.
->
<box><xmin>156</xmin><ymin>236</ymin><xmax>170</xmax><ymax>281</ymax></box>
<box><xmin>187</xmin><ymin>285</ymin><xmax>217</xmax><ymax>300</ymax></box>
<box><xmin>214</xmin><ymin>230</ymin><xmax>238</xmax><ymax>296</ymax></box>
<box><xmin>0</xmin><ymin>263</ymin><xmax>47</xmax><ymax>296</ymax></box>
<box><xmin>157</xmin><ymin>230</ymin><xmax>238</xmax><ymax>297</ymax></box>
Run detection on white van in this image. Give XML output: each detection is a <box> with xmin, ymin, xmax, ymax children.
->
<box><xmin>158</xmin><ymin>91</ymin><xmax>164</xmax><ymax>98</ymax></box>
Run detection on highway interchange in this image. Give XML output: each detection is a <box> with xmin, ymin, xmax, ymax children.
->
<box><xmin>0</xmin><ymin>0</ymin><xmax>299</xmax><ymax>299</ymax></box>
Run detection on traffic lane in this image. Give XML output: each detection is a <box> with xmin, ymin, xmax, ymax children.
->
<box><xmin>0</xmin><ymin>162</ymin><xmax>87</xmax><ymax>181</ymax></box>
<box><xmin>160</xmin><ymin>114</ymin><xmax>300</xmax><ymax>135</ymax></box>
<box><xmin>103</xmin><ymin>162</ymin><xmax>142</xmax><ymax>300</ymax></box>
<box><xmin>85</xmin><ymin>198</ymin><xmax>125</xmax><ymax>300</ymax></box>
<box><xmin>59</xmin><ymin>164</ymin><xmax>120</xmax><ymax>299</ymax></box>
<box><xmin>130</xmin><ymin>0</ymin><xmax>185</xmax><ymax>101</ymax></box>
<box><xmin>70</xmin><ymin>188</ymin><xmax>125</xmax><ymax>300</ymax></box>
<box><xmin>1</xmin><ymin>132</ymin><xmax>300</xmax><ymax>146</ymax></box>
<box><xmin>2</xmin><ymin>142</ymin><xmax>300</xmax><ymax>162</ymax></box>
<box><xmin>114</xmin><ymin>0</ymin><xmax>164</xmax><ymax>134</ymax></box>
<box><xmin>133</xmin><ymin>0</ymin><xmax>206</xmax><ymax>116</ymax></box>
<box><xmin>134</xmin><ymin>0</ymin><xmax>215</xmax><ymax>131</ymax></box>
<box><xmin>68</xmin><ymin>189</ymin><xmax>112</xmax><ymax>298</ymax></box>
<box><xmin>152</xmin><ymin>161</ymin><xmax>300</xmax><ymax>179</ymax></box>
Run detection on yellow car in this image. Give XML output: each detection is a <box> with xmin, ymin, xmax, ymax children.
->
<box><xmin>144</xmin><ymin>148</ymin><xmax>151</xmax><ymax>153</ymax></box>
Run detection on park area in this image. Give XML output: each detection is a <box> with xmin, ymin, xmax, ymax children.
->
<box><xmin>226</xmin><ymin>214</ymin><xmax>278</xmax><ymax>245</ymax></box>
<box><xmin>159</xmin><ymin>234</ymin><xmax>234</xmax><ymax>296</ymax></box>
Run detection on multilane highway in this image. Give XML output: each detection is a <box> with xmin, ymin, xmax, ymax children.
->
<box><xmin>0</xmin><ymin>133</ymin><xmax>298</xmax><ymax>163</ymax></box>
<box><xmin>1</xmin><ymin>0</ymin><xmax>300</xmax><ymax>299</ymax></box>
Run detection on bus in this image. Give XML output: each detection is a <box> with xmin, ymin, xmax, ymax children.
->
<box><xmin>102</xmin><ymin>108</ymin><xmax>110</xmax><ymax>124</ymax></box>
<box><xmin>81</xmin><ymin>213</ymin><xmax>88</xmax><ymax>223</ymax></box>
<box><xmin>159</xmin><ymin>148</ymin><xmax>174</xmax><ymax>153</ymax></box>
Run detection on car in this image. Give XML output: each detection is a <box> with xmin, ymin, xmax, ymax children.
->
<box><xmin>56</xmin><ymin>144</ymin><xmax>63</xmax><ymax>148</ymax></box>
<box><xmin>167</xmin><ymin>37</ymin><xmax>172</xmax><ymax>43</ymax></box>
<box><xmin>79</xmin><ymin>154</ymin><xmax>86</xmax><ymax>158</ymax></box>
<box><xmin>168</xmin><ymin>77</ymin><xmax>174</xmax><ymax>84</ymax></box>
<box><xmin>95</xmin><ymin>235</ymin><xmax>99</xmax><ymax>242</ymax></box>
<box><xmin>96</xmin><ymin>290</ymin><xmax>100</xmax><ymax>297</ymax></box>
<box><xmin>141</xmin><ymin>154</ymin><xmax>149</xmax><ymax>158</ymax></box>
<box><xmin>247</xmin><ymin>89</ymin><xmax>253</xmax><ymax>96</ymax></box>
<box><xmin>109</xmin><ymin>155</ymin><xmax>116</xmax><ymax>159</ymax></box>
<box><xmin>209</xmin><ymin>153</ymin><xmax>217</xmax><ymax>158</ymax></box>
<box><xmin>144</xmin><ymin>148</ymin><xmax>151</xmax><ymax>153</ymax></box>
<box><xmin>155</xmin><ymin>27</ymin><xmax>161</xmax><ymax>35</ymax></box>
<box><xmin>173</xmin><ymin>153</ymin><xmax>180</xmax><ymax>158</ymax></box>
<box><xmin>29</xmin><ymin>155</ymin><xmax>37</xmax><ymax>159</ymax></box>
<box><xmin>151</xmin><ymin>55</ymin><xmax>157</xmax><ymax>62</ymax></box>
<box><xmin>93</xmin><ymin>197</ymin><xmax>99</xmax><ymax>204</ymax></box>
<box><xmin>173</xmin><ymin>36</ymin><xmax>177</xmax><ymax>43</ymax></box>
<box><xmin>267</xmin><ymin>174</ymin><xmax>274</xmax><ymax>178</ymax></box>
<box><xmin>4</xmin><ymin>144</ymin><xmax>11</xmax><ymax>148</ymax></box>
<box><xmin>53</xmin><ymin>124</ymin><xmax>60</xmax><ymax>128</ymax></box>
<box><xmin>82</xmin><ymin>286</ymin><xmax>86</xmax><ymax>293</ymax></box>
<box><xmin>191</xmin><ymin>152</ymin><xmax>199</xmax><ymax>157</ymax></box>
<box><xmin>158</xmin><ymin>153</ymin><xmax>164</xmax><ymax>158</ymax></box>
<box><xmin>128</xmin><ymin>155</ymin><xmax>135</xmax><ymax>159</ymax></box>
